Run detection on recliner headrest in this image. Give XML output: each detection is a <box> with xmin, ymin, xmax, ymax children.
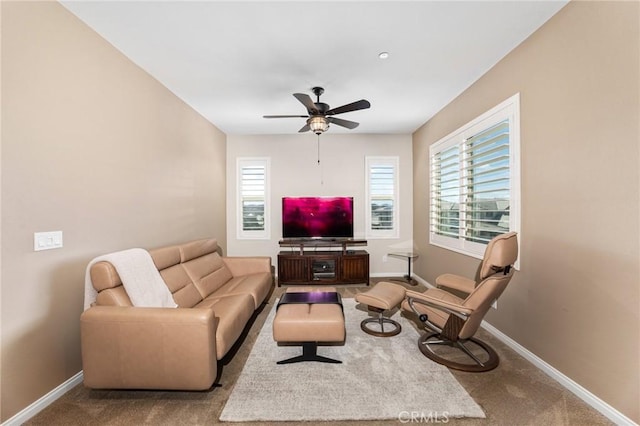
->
<box><xmin>480</xmin><ymin>232</ymin><xmax>518</xmax><ymax>279</ymax></box>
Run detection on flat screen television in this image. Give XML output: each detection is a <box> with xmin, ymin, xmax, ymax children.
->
<box><xmin>282</xmin><ymin>196</ymin><xmax>354</xmax><ymax>239</ymax></box>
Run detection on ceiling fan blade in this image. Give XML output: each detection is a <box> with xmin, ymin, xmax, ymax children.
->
<box><xmin>298</xmin><ymin>123</ymin><xmax>311</xmax><ymax>133</ymax></box>
<box><xmin>293</xmin><ymin>93</ymin><xmax>319</xmax><ymax>114</ymax></box>
<box><xmin>263</xmin><ymin>115</ymin><xmax>308</xmax><ymax>118</ymax></box>
<box><xmin>327</xmin><ymin>117</ymin><xmax>359</xmax><ymax>129</ymax></box>
<box><xmin>326</xmin><ymin>99</ymin><xmax>371</xmax><ymax>116</ymax></box>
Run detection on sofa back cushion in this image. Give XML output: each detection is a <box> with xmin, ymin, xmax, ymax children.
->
<box><xmin>90</xmin><ymin>261</ymin><xmax>134</xmax><ymax>306</ymax></box>
<box><xmin>179</xmin><ymin>240</ymin><xmax>233</xmax><ymax>299</ymax></box>
<box><xmin>89</xmin><ymin>238</ymin><xmax>232</xmax><ymax>308</ymax></box>
<box><xmin>149</xmin><ymin>245</ymin><xmax>203</xmax><ymax>308</ymax></box>
<box><xmin>179</xmin><ymin>239</ymin><xmax>218</xmax><ymax>263</ymax></box>
<box><xmin>91</xmin><ymin>261</ymin><xmax>122</xmax><ymax>291</ymax></box>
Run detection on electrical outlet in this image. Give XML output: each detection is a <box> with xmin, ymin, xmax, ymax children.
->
<box><xmin>34</xmin><ymin>231</ymin><xmax>63</xmax><ymax>251</ymax></box>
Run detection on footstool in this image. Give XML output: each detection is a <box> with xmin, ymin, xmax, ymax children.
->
<box><xmin>355</xmin><ymin>281</ymin><xmax>406</xmax><ymax>337</ymax></box>
<box><xmin>272</xmin><ymin>287</ymin><xmax>346</xmax><ymax>364</ymax></box>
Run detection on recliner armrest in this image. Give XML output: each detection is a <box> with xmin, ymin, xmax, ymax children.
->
<box><xmin>80</xmin><ymin>306</ymin><xmax>218</xmax><ymax>390</ymax></box>
<box><xmin>435</xmin><ymin>273</ymin><xmax>476</xmax><ymax>295</ymax></box>
<box><xmin>405</xmin><ymin>289</ymin><xmax>474</xmax><ymax>316</ymax></box>
<box><xmin>222</xmin><ymin>256</ymin><xmax>272</xmax><ymax>276</ymax></box>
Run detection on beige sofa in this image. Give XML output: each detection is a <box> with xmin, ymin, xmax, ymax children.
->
<box><xmin>80</xmin><ymin>238</ymin><xmax>273</xmax><ymax>390</ymax></box>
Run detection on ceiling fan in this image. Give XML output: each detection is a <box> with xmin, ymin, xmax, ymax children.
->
<box><xmin>263</xmin><ymin>87</ymin><xmax>371</xmax><ymax>134</ymax></box>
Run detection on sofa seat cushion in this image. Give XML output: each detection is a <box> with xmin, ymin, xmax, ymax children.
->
<box><xmin>213</xmin><ymin>272</ymin><xmax>272</xmax><ymax>309</ymax></box>
<box><xmin>195</xmin><ymin>293</ymin><xmax>255</xmax><ymax>359</ymax></box>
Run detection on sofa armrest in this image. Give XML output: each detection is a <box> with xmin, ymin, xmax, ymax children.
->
<box><xmin>80</xmin><ymin>306</ymin><xmax>218</xmax><ymax>390</ymax></box>
<box><xmin>222</xmin><ymin>256</ymin><xmax>272</xmax><ymax>276</ymax></box>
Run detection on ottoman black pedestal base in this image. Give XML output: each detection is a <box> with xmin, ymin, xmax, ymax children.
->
<box><xmin>277</xmin><ymin>342</ymin><xmax>342</xmax><ymax>364</ymax></box>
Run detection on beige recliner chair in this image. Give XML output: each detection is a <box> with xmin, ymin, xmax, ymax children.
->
<box><xmin>401</xmin><ymin>232</ymin><xmax>518</xmax><ymax>372</ymax></box>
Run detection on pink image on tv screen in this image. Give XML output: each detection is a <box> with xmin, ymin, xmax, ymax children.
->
<box><xmin>282</xmin><ymin>197</ymin><xmax>353</xmax><ymax>239</ymax></box>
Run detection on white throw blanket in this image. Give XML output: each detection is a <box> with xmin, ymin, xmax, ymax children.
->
<box><xmin>84</xmin><ymin>248</ymin><xmax>177</xmax><ymax>310</ymax></box>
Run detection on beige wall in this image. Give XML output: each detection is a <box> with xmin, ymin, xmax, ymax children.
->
<box><xmin>226</xmin><ymin>133</ymin><xmax>414</xmax><ymax>276</ymax></box>
<box><xmin>413</xmin><ymin>1</ymin><xmax>639</xmax><ymax>422</ymax></box>
<box><xmin>0</xmin><ymin>2</ymin><xmax>227</xmax><ymax>421</ymax></box>
<box><xmin>0</xmin><ymin>1</ymin><xmax>3</xmax><ymax>419</ymax></box>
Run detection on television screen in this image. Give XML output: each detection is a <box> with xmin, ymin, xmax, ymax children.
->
<box><xmin>282</xmin><ymin>196</ymin><xmax>354</xmax><ymax>239</ymax></box>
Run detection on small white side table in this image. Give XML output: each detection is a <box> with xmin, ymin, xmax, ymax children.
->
<box><xmin>388</xmin><ymin>251</ymin><xmax>419</xmax><ymax>286</ymax></box>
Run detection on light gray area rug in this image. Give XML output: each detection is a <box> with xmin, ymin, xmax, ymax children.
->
<box><xmin>220</xmin><ymin>298</ymin><xmax>485</xmax><ymax>422</ymax></box>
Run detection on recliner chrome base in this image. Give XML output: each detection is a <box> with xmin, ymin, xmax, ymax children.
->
<box><xmin>360</xmin><ymin>314</ymin><xmax>401</xmax><ymax>337</ymax></box>
<box><xmin>418</xmin><ymin>332</ymin><xmax>499</xmax><ymax>372</ymax></box>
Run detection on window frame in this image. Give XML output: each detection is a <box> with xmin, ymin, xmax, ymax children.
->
<box><xmin>429</xmin><ymin>94</ymin><xmax>520</xmax><ymax>265</ymax></box>
<box><xmin>365</xmin><ymin>156</ymin><xmax>400</xmax><ymax>239</ymax></box>
<box><xmin>236</xmin><ymin>157</ymin><xmax>270</xmax><ymax>240</ymax></box>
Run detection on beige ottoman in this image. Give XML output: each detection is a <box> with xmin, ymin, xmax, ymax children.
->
<box><xmin>273</xmin><ymin>287</ymin><xmax>346</xmax><ymax>364</ymax></box>
<box><xmin>355</xmin><ymin>281</ymin><xmax>406</xmax><ymax>337</ymax></box>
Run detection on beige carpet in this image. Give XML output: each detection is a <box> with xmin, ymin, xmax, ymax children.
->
<box><xmin>219</xmin><ymin>298</ymin><xmax>485</xmax><ymax>422</ymax></box>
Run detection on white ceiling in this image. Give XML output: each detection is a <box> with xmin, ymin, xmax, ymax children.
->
<box><xmin>60</xmin><ymin>1</ymin><xmax>568</xmax><ymax>135</ymax></box>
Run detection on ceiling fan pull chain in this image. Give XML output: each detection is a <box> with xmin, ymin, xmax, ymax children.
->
<box><xmin>317</xmin><ymin>134</ymin><xmax>324</xmax><ymax>185</ymax></box>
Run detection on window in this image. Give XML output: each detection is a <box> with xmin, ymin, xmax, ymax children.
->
<box><xmin>237</xmin><ymin>158</ymin><xmax>270</xmax><ymax>239</ymax></box>
<box><xmin>430</xmin><ymin>94</ymin><xmax>520</xmax><ymax>261</ymax></box>
<box><xmin>366</xmin><ymin>156</ymin><xmax>399</xmax><ymax>238</ymax></box>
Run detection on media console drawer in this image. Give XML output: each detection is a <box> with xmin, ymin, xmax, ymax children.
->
<box><xmin>277</xmin><ymin>250</ymin><xmax>369</xmax><ymax>286</ymax></box>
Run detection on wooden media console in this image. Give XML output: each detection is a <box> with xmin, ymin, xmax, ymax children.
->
<box><xmin>277</xmin><ymin>239</ymin><xmax>369</xmax><ymax>286</ymax></box>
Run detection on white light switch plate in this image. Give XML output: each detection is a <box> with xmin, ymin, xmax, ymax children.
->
<box><xmin>34</xmin><ymin>231</ymin><xmax>63</xmax><ymax>251</ymax></box>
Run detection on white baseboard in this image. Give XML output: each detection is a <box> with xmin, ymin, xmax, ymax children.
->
<box><xmin>481</xmin><ymin>322</ymin><xmax>637</xmax><ymax>426</ymax></box>
<box><xmin>370</xmin><ymin>272</ymin><xmax>405</xmax><ymax>278</ymax></box>
<box><xmin>2</xmin><ymin>371</ymin><xmax>84</xmax><ymax>426</ymax></box>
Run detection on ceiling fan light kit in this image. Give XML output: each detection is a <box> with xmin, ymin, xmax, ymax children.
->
<box><xmin>264</xmin><ymin>86</ymin><xmax>371</xmax><ymax>135</ymax></box>
<box><xmin>308</xmin><ymin>116</ymin><xmax>329</xmax><ymax>134</ymax></box>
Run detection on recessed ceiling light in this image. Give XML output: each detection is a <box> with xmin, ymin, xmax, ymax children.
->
<box><xmin>378</xmin><ymin>52</ymin><xmax>389</xmax><ymax>59</ymax></box>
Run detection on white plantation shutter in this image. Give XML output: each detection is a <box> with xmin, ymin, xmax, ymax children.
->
<box><xmin>462</xmin><ymin>120</ymin><xmax>510</xmax><ymax>244</ymax></box>
<box><xmin>366</xmin><ymin>156</ymin><xmax>399</xmax><ymax>238</ymax></box>
<box><xmin>430</xmin><ymin>94</ymin><xmax>520</xmax><ymax>260</ymax></box>
<box><xmin>237</xmin><ymin>158</ymin><xmax>270</xmax><ymax>239</ymax></box>
<box><xmin>431</xmin><ymin>145</ymin><xmax>461</xmax><ymax>239</ymax></box>
<box><xmin>241</xmin><ymin>166</ymin><xmax>265</xmax><ymax>231</ymax></box>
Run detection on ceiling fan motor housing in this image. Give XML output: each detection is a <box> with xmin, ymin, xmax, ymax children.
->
<box><xmin>313</xmin><ymin>103</ymin><xmax>330</xmax><ymax>114</ymax></box>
